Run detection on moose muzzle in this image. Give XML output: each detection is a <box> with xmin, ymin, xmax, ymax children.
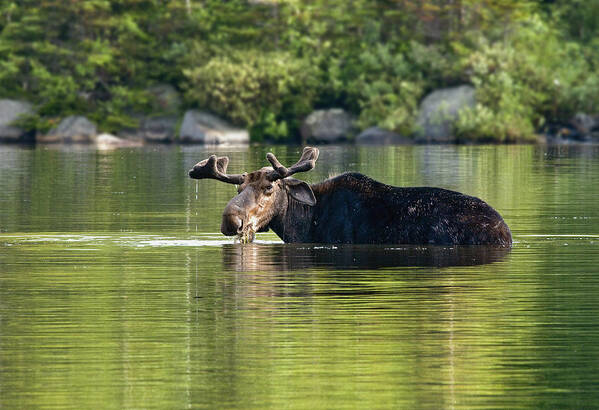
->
<box><xmin>221</xmin><ymin>208</ymin><xmax>244</xmax><ymax>236</ymax></box>
<box><xmin>220</xmin><ymin>192</ymin><xmax>250</xmax><ymax>236</ymax></box>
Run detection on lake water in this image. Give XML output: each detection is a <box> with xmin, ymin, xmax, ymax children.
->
<box><xmin>1</xmin><ymin>144</ymin><xmax>599</xmax><ymax>409</ymax></box>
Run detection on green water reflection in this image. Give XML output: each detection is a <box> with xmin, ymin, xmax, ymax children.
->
<box><xmin>1</xmin><ymin>144</ymin><xmax>599</xmax><ymax>408</ymax></box>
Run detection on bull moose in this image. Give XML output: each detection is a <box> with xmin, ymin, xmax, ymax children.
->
<box><xmin>188</xmin><ymin>147</ymin><xmax>512</xmax><ymax>246</ymax></box>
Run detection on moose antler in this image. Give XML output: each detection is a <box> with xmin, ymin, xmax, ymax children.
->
<box><xmin>267</xmin><ymin>147</ymin><xmax>319</xmax><ymax>181</ymax></box>
<box><xmin>188</xmin><ymin>155</ymin><xmax>245</xmax><ymax>185</ymax></box>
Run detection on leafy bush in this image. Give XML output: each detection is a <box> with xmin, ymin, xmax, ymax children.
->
<box><xmin>455</xmin><ymin>41</ymin><xmax>540</xmax><ymax>142</ymax></box>
<box><xmin>1</xmin><ymin>1</ymin><xmax>598</xmax><ymax>143</ymax></box>
<box><xmin>455</xmin><ymin>103</ymin><xmax>536</xmax><ymax>143</ymax></box>
<box><xmin>456</xmin><ymin>15</ymin><xmax>599</xmax><ymax>142</ymax></box>
<box><xmin>183</xmin><ymin>50</ymin><xmax>318</xmax><ymax>141</ymax></box>
<box><xmin>408</xmin><ymin>41</ymin><xmax>463</xmax><ymax>88</ymax></box>
<box><xmin>344</xmin><ymin>44</ymin><xmax>424</xmax><ymax>135</ymax></box>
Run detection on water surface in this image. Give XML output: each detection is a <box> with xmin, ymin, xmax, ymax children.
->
<box><xmin>1</xmin><ymin>144</ymin><xmax>599</xmax><ymax>408</ymax></box>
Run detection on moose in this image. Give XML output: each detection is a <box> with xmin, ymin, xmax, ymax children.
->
<box><xmin>188</xmin><ymin>147</ymin><xmax>512</xmax><ymax>246</ymax></box>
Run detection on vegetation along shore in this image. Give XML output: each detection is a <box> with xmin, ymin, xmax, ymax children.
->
<box><xmin>0</xmin><ymin>1</ymin><xmax>598</xmax><ymax>145</ymax></box>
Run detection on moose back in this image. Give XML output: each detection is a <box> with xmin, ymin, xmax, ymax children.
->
<box><xmin>189</xmin><ymin>147</ymin><xmax>512</xmax><ymax>246</ymax></box>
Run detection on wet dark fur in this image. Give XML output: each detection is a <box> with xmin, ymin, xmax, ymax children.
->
<box><xmin>269</xmin><ymin>172</ymin><xmax>512</xmax><ymax>246</ymax></box>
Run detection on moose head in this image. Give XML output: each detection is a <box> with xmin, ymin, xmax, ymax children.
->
<box><xmin>189</xmin><ymin>147</ymin><xmax>319</xmax><ymax>243</ymax></box>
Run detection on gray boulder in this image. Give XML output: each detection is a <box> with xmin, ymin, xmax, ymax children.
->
<box><xmin>356</xmin><ymin>127</ymin><xmax>412</xmax><ymax>145</ymax></box>
<box><xmin>39</xmin><ymin>115</ymin><xmax>97</xmax><ymax>143</ymax></box>
<box><xmin>117</xmin><ymin>115</ymin><xmax>178</xmax><ymax>143</ymax></box>
<box><xmin>179</xmin><ymin>110</ymin><xmax>249</xmax><ymax>144</ymax></box>
<box><xmin>0</xmin><ymin>99</ymin><xmax>34</xmax><ymax>142</ymax></box>
<box><xmin>571</xmin><ymin>113</ymin><xmax>598</xmax><ymax>140</ymax></box>
<box><xmin>115</xmin><ymin>84</ymin><xmax>182</xmax><ymax>143</ymax></box>
<box><xmin>141</xmin><ymin>116</ymin><xmax>178</xmax><ymax>143</ymax></box>
<box><xmin>300</xmin><ymin>109</ymin><xmax>355</xmax><ymax>143</ymax></box>
<box><xmin>415</xmin><ymin>85</ymin><xmax>475</xmax><ymax>143</ymax></box>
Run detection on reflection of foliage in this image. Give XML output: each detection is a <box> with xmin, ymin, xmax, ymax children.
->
<box><xmin>3</xmin><ymin>144</ymin><xmax>599</xmax><ymax>408</ymax></box>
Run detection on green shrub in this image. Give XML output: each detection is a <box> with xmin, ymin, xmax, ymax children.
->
<box><xmin>345</xmin><ymin>44</ymin><xmax>424</xmax><ymax>135</ymax></box>
<box><xmin>456</xmin><ymin>15</ymin><xmax>599</xmax><ymax>142</ymax></box>
<box><xmin>183</xmin><ymin>50</ymin><xmax>318</xmax><ymax>141</ymax></box>
<box><xmin>456</xmin><ymin>103</ymin><xmax>537</xmax><ymax>143</ymax></box>
<box><xmin>249</xmin><ymin>110</ymin><xmax>289</xmax><ymax>143</ymax></box>
<box><xmin>2</xmin><ymin>1</ymin><xmax>598</xmax><ymax>143</ymax></box>
<box><xmin>408</xmin><ymin>41</ymin><xmax>464</xmax><ymax>88</ymax></box>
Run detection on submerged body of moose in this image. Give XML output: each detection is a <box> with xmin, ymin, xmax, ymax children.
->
<box><xmin>189</xmin><ymin>147</ymin><xmax>512</xmax><ymax>246</ymax></box>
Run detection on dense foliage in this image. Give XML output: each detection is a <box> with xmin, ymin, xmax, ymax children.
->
<box><xmin>0</xmin><ymin>0</ymin><xmax>598</xmax><ymax>141</ymax></box>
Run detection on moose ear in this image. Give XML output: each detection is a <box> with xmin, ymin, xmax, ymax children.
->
<box><xmin>284</xmin><ymin>178</ymin><xmax>316</xmax><ymax>206</ymax></box>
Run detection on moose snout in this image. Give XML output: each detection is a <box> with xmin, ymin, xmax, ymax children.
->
<box><xmin>221</xmin><ymin>203</ymin><xmax>245</xmax><ymax>236</ymax></box>
<box><xmin>221</xmin><ymin>214</ymin><xmax>243</xmax><ymax>236</ymax></box>
<box><xmin>189</xmin><ymin>166</ymin><xmax>201</xmax><ymax>179</ymax></box>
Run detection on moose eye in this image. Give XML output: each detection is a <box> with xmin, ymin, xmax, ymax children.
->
<box><xmin>264</xmin><ymin>184</ymin><xmax>274</xmax><ymax>194</ymax></box>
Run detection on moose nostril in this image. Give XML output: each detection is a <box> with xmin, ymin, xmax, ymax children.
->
<box><xmin>221</xmin><ymin>214</ymin><xmax>243</xmax><ymax>236</ymax></box>
<box><xmin>189</xmin><ymin>167</ymin><xmax>200</xmax><ymax>178</ymax></box>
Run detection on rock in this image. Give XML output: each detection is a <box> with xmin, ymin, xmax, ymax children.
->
<box><xmin>356</xmin><ymin>127</ymin><xmax>412</xmax><ymax>145</ymax></box>
<box><xmin>179</xmin><ymin>110</ymin><xmax>249</xmax><ymax>144</ymax></box>
<box><xmin>116</xmin><ymin>116</ymin><xmax>177</xmax><ymax>143</ymax></box>
<box><xmin>113</xmin><ymin>84</ymin><xmax>182</xmax><ymax>143</ymax></box>
<box><xmin>300</xmin><ymin>109</ymin><xmax>355</xmax><ymax>143</ymax></box>
<box><xmin>140</xmin><ymin>84</ymin><xmax>181</xmax><ymax>142</ymax></box>
<box><xmin>570</xmin><ymin>113</ymin><xmax>598</xmax><ymax>140</ymax></box>
<box><xmin>141</xmin><ymin>116</ymin><xmax>178</xmax><ymax>143</ymax></box>
<box><xmin>0</xmin><ymin>99</ymin><xmax>34</xmax><ymax>142</ymax></box>
<box><xmin>95</xmin><ymin>133</ymin><xmax>143</xmax><ymax>149</ymax></box>
<box><xmin>543</xmin><ymin>119</ymin><xmax>595</xmax><ymax>143</ymax></box>
<box><xmin>39</xmin><ymin>115</ymin><xmax>97</xmax><ymax>143</ymax></box>
<box><xmin>415</xmin><ymin>85</ymin><xmax>476</xmax><ymax>143</ymax></box>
